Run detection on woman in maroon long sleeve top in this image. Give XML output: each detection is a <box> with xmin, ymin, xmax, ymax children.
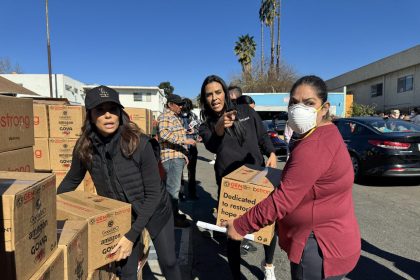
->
<box><xmin>224</xmin><ymin>76</ymin><xmax>361</xmax><ymax>279</ymax></box>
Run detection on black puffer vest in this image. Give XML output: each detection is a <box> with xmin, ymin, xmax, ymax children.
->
<box><xmin>87</xmin><ymin>130</ymin><xmax>172</xmax><ymax>238</ymax></box>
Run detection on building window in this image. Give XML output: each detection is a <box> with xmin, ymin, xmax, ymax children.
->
<box><xmin>133</xmin><ymin>92</ymin><xmax>143</xmax><ymax>101</ymax></box>
<box><xmin>65</xmin><ymin>84</ymin><xmax>72</xmax><ymax>91</ymax></box>
<box><xmin>145</xmin><ymin>92</ymin><xmax>152</xmax><ymax>102</ymax></box>
<box><xmin>397</xmin><ymin>75</ymin><xmax>413</xmax><ymax>93</ymax></box>
<box><xmin>371</xmin><ymin>83</ymin><xmax>383</xmax><ymax>97</ymax></box>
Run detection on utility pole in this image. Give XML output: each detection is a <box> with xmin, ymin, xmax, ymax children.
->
<box><xmin>46</xmin><ymin>0</ymin><xmax>53</xmax><ymax>97</ymax></box>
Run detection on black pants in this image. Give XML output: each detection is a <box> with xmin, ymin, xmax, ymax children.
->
<box><xmin>187</xmin><ymin>145</ymin><xmax>198</xmax><ymax>196</ymax></box>
<box><xmin>227</xmin><ymin>234</ymin><xmax>278</xmax><ymax>280</ymax></box>
<box><xmin>290</xmin><ymin>233</ymin><xmax>345</xmax><ymax>280</ymax></box>
<box><xmin>118</xmin><ymin>217</ymin><xmax>182</xmax><ymax>280</ymax></box>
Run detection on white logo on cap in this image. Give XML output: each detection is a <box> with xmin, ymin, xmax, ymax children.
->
<box><xmin>99</xmin><ymin>87</ymin><xmax>110</xmax><ymax>98</ymax></box>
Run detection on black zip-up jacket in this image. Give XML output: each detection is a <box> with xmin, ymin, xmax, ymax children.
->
<box><xmin>57</xmin><ymin>130</ymin><xmax>172</xmax><ymax>242</ymax></box>
<box><xmin>199</xmin><ymin>104</ymin><xmax>275</xmax><ymax>187</ymax></box>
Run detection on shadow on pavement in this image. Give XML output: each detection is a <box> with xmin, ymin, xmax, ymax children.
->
<box><xmin>359</xmin><ymin>176</ymin><xmax>420</xmax><ymax>187</ymax></box>
<box><xmin>142</xmin><ymin>262</ymin><xmax>160</xmax><ymax>280</ymax></box>
<box><xmin>184</xmin><ymin>183</ymin><xmax>263</xmax><ymax>280</ymax></box>
<box><xmin>348</xmin><ymin>239</ymin><xmax>420</xmax><ymax>279</ymax></box>
<box><xmin>197</xmin><ymin>155</ymin><xmax>213</xmax><ymax>163</ymax></box>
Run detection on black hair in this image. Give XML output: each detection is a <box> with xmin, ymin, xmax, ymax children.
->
<box><xmin>200</xmin><ymin>75</ymin><xmax>234</xmax><ymax>122</ymax></box>
<box><xmin>236</xmin><ymin>95</ymin><xmax>255</xmax><ymax>106</ymax></box>
<box><xmin>289</xmin><ymin>75</ymin><xmax>330</xmax><ymax>119</ymax></box>
<box><xmin>182</xmin><ymin>98</ymin><xmax>193</xmax><ymax>112</ymax></box>
<box><xmin>199</xmin><ymin>75</ymin><xmax>246</xmax><ymax>144</ymax></box>
<box><xmin>227</xmin><ymin>85</ymin><xmax>243</xmax><ymax>98</ymax></box>
<box><xmin>290</xmin><ymin>75</ymin><xmax>328</xmax><ymax>103</ymax></box>
<box><xmin>76</xmin><ymin>109</ymin><xmax>141</xmax><ymax>165</ymax></box>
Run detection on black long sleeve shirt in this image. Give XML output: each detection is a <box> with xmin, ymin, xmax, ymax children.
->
<box><xmin>199</xmin><ymin>104</ymin><xmax>275</xmax><ymax>186</ymax></box>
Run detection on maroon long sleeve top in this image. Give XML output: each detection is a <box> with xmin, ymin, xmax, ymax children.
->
<box><xmin>234</xmin><ymin>124</ymin><xmax>361</xmax><ymax>278</ymax></box>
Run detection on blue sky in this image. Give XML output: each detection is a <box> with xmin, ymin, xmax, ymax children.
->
<box><xmin>1</xmin><ymin>0</ymin><xmax>419</xmax><ymax>98</ymax></box>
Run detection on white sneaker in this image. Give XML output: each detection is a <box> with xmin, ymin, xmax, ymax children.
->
<box><xmin>261</xmin><ymin>261</ymin><xmax>276</xmax><ymax>280</ymax></box>
<box><xmin>208</xmin><ymin>160</ymin><xmax>215</xmax><ymax>165</ymax></box>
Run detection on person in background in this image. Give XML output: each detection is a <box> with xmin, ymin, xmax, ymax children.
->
<box><xmin>389</xmin><ymin>109</ymin><xmax>400</xmax><ymax>119</ymax></box>
<box><xmin>158</xmin><ymin>94</ymin><xmax>196</xmax><ymax>228</ymax></box>
<box><xmin>199</xmin><ymin>75</ymin><xmax>278</xmax><ymax>280</ymax></box>
<box><xmin>283</xmin><ymin>121</ymin><xmax>293</xmax><ymax>161</ymax></box>
<box><xmin>410</xmin><ymin>107</ymin><xmax>420</xmax><ymax>125</ymax></box>
<box><xmin>224</xmin><ymin>75</ymin><xmax>361</xmax><ymax>280</ymax></box>
<box><xmin>57</xmin><ymin>86</ymin><xmax>181</xmax><ymax>280</ymax></box>
<box><xmin>180</xmin><ymin>98</ymin><xmax>200</xmax><ymax>200</ymax></box>
<box><xmin>228</xmin><ymin>85</ymin><xmax>243</xmax><ymax>105</ymax></box>
<box><xmin>236</xmin><ymin>95</ymin><xmax>256</xmax><ymax>109</ymax></box>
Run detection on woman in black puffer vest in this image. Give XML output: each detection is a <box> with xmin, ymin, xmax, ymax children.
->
<box><xmin>58</xmin><ymin>85</ymin><xmax>181</xmax><ymax>280</ymax></box>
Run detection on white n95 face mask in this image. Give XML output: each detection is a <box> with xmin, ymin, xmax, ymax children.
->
<box><xmin>288</xmin><ymin>103</ymin><xmax>322</xmax><ymax>134</ymax></box>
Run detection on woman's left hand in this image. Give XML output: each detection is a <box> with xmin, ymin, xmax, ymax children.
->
<box><xmin>221</xmin><ymin>219</ymin><xmax>244</xmax><ymax>241</ymax></box>
<box><xmin>266</xmin><ymin>152</ymin><xmax>277</xmax><ymax>168</ymax></box>
<box><xmin>110</xmin><ymin>236</ymin><xmax>134</xmax><ymax>261</ymax></box>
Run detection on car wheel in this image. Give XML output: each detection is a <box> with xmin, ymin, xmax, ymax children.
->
<box><xmin>350</xmin><ymin>154</ymin><xmax>361</xmax><ymax>182</ymax></box>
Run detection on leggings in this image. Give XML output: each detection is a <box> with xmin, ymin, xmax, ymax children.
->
<box><xmin>118</xmin><ymin>217</ymin><xmax>182</xmax><ymax>280</ymax></box>
<box><xmin>290</xmin><ymin>232</ymin><xmax>345</xmax><ymax>280</ymax></box>
<box><xmin>227</xmin><ymin>234</ymin><xmax>278</xmax><ymax>280</ymax></box>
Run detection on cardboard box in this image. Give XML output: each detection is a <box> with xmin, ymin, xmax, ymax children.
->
<box><xmin>0</xmin><ymin>95</ymin><xmax>34</xmax><ymax>153</ymax></box>
<box><xmin>29</xmin><ymin>248</ymin><xmax>65</xmax><ymax>280</ymax></box>
<box><xmin>0</xmin><ymin>146</ymin><xmax>34</xmax><ymax>172</ymax></box>
<box><xmin>124</xmin><ymin>107</ymin><xmax>152</xmax><ymax>135</ymax></box>
<box><xmin>57</xmin><ymin>220</ymin><xmax>88</xmax><ymax>280</ymax></box>
<box><xmin>34</xmin><ymin>138</ymin><xmax>51</xmax><ymax>171</ymax></box>
<box><xmin>54</xmin><ymin>170</ymin><xmax>85</xmax><ymax>191</ymax></box>
<box><xmin>48</xmin><ymin>105</ymin><xmax>85</xmax><ymax>138</ymax></box>
<box><xmin>33</xmin><ymin>103</ymin><xmax>49</xmax><ymax>138</ymax></box>
<box><xmin>216</xmin><ymin>165</ymin><xmax>281</xmax><ymax>245</ymax></box>
<box><xmin>57</xmin><ymin>192</ymin><xmax>131</xmax><ymax>272</ymax></box>
<box><xmin>49</xmin><ymin>138</ymin><xmax>78</xmax><ymax>171</ymax></box>
<box><xmin>0</xmin><ymin>171</ymin><xmax>57</xmax><ymax>280</ymax></box>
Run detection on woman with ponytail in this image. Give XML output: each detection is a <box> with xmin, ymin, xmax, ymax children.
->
<box><xmin>198</xmin><ymin>75</ymin><xmax>278</xmax><ymax>279</ymax></box>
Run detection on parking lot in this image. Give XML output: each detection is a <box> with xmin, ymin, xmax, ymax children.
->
<box><xmin>154</xmin><ymin>144</ymin><xmax>420</xmax><ymax>280</ymax></box>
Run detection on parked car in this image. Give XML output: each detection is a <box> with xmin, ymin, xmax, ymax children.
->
<box><xmin>273</xmin><ymin>112</ymin><xmax>288</xmax><ymax>135</ymax></box>
<box><xmin>262</xmin><ymin>120</ymin><xmax>288</xmax><ymax>156</ymax></box>
<box><xmin>333</xmin><ymin>117</ymin><xmax>420</xmax><ymax>180</ymax></box>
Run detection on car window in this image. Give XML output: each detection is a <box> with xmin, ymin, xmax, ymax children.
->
<box><xmin>371</xmin><ymin>119</ymin><xmax>420</xmax><ymax>133</ymax></box>
<box><xmin>262</xmin><ymin>121</ymin><xmax>274</xmax><ymax>131</ymax></box>
<box><xmin>351</xmin><ymin>124</ymin><xmax>371</xmax><ymax>135</ymax></box>
<box><xmin>336</xmin><ymin>121</ymin><xmax>353</xmax><ymax>138</ymax></box>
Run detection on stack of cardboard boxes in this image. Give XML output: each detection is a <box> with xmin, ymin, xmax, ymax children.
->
<box><xmin>0</xmin><ymin>172</ymin><xmax>58</xmax><ymax>280</ymax></box>
<box><xmin>33</xmin><ymin>102</ymin><xmax>87</xmax><ymax>190</ymax></box>
<box><xmin>1</xmin><ymin>96</ymin><xmax>152</xmax><ymax>279</ymax></box>
<box><xmin>0</xmin><ymin>96</ymin><xmax>35</xmax><ymax>173</ymax></box>
<box><xmin>0</xmin><ymin>170</ymin><xmax>133</xmax><ymax>280</ymax></box>
<box><xmin>124</xmin><ymin>107</ymin><xmax>153</xmax><ymax>135</ymax></box>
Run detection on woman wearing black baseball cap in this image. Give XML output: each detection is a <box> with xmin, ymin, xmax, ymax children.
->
<box><xmin>58</xmin><ymin>85</ymin><xmax>181</xmax><ymax>280</ymax></box>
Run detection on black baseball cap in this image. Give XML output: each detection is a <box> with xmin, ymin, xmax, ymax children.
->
<box><xmin>166</xmin><ymin>94</ymin><xmax>185</xmax><ymax>105</ymax></box>
<box><xmin>85</xmin><ymin>85</ymin><xmax>124</xmax><ymax>110</ymax></box>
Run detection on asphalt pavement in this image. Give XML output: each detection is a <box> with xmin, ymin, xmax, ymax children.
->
<box><xmin>143</xmin><ymin>143</ymin><xmax>420</xmax><ymax>280</ymax></box>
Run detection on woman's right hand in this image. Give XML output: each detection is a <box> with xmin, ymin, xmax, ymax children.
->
<box><xmin>215</xmin><ymin>110</ymin><xmax>237</xmax><ymax>136</ymax></box>
<box><xmin>221</xmin><ymin>219</ymin><xmax>244</xmax><ymax>241</ymax></box>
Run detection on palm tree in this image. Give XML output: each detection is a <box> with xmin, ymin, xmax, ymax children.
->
<box><xmin>234</xmin><ymin>34</ymin><xmax>257</xmax><ymax>80</ymax></box>
<box><xmin>260</xmin><ymin>0</ymin><xmax>264</xmax><ymax>76</ymax></box>
<box><xmin>260</xmin><ymin>0</ymin><xmax>277</xmax><ymax>75</ymax></box>
<box><xmin>275</xmin><ymin>0</ymin><xmax>281</xmax><ymax>76</ymax></box>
